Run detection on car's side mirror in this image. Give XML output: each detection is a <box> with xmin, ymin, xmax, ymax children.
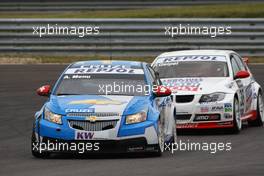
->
<box><xmin>153</xmin><ymin>86</ymin><xmax>171</xmax><ymax>97</ymax></box>
<box><xmin>234</xmin><ymin>70</ymin><xmax>250</xmax><ymax>79</ymax></box>
<box><xmin>242</xmin><ymin>57</ymin><xmax>249</xmax><ymax>64</ymax></box>
<box><xmin>37</xmin><ymin>85</ymin><xmax>51</xmax><ymax>96</ymax></box>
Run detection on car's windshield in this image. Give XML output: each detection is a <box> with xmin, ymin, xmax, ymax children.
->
<box><xmin>154</xmin><ymin>61</ymin><xmax>229</xmax><ymax>78</ymax></box>
<box><xmin>55</xmin><ymin>74</ymin><xmax>148</xmax><ymax>96</ymax></box>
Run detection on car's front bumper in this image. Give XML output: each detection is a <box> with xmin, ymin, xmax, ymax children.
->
<box><xmin>33</xmin><ymin>116</ymin><xmax>159</xmax><ymax>153</ymax></box>
<box><xmin>172</xmin><ymin>94</ymin><xmax>234</xmax><ymax>129</ymax></box>
<box><xmin>33</xmin><ymin>136</ymin><xmax>159</xmax><ymax>154</ymax></box>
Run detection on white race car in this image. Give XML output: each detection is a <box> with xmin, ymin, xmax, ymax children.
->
<box><xmin>152</xmin><ymin>50</ymin><xmax>264</xmax><ymax>133</ymax></box>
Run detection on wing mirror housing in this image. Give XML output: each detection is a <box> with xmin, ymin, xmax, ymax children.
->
<box><xmin>234</xmin><ymin>70</ymin><xmax>250</xmax><ymax>79</ymax></box>
<box><xmin>37</xmin><ymin>85</ymin><xmax>51</xmax><ymax>97</ymax></box>
<box><xmin>153</xmin><ymin>86</ymin><xmax>172</xmax><ymax>97</ymax></box>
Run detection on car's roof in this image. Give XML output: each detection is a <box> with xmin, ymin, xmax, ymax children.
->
<box><xmin>158</xmin><ymin>50</ymin><xmax>235</xmax><ymax>57</ymax></box>
<box><xmin>70</xmin><ymin>60</ymin><xmax>145</xmax><ymax>69</ymax></box>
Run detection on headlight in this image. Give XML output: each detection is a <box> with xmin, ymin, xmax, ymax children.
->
<box><xmin>199</xmin><ymin>92</ymin><xmax>226</xmax><ymax>103</ymax></box>
<box><xmin>44</xmin><ymin>107</ymin><xmax>62</xmax><ymax>124</ymax></box>
<box><xmin>125</xmin><ymin>111</ymin><xmax>147</xmax><ymax>124</ymax></box>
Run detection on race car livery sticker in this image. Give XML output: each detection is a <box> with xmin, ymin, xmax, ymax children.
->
<box><xmin>245</xmin><ymin>84</ymin><xmax>253</xmax><ymax>112</ymax></box>
<box><xmin>69</xmin><ymin>99</ymin><xmax>125</xmax><ymax>105</ymax></box>
<box><xmin>236</xmin><ymin>80</ymin><xmax>245</xmax><ymax>115</ymax></box>
<box><xmin>200</xmin><ymin>105</ymin><xmax>224</xmax><ymax>113</ymax></box>
<box><xmin>211</xmin><ymin>106</ymin><xmax>224</xmax><ymax>112</ymax></box>
<box><xmin>194</xmin><ymin>114</ymin><xmax>220</xmax><ymax>121</ymax></box>
<box><xmin>177</xmin><ymin>123</ymin><xmax>198</xmax><ymax>129</ymax></box>
<box><xmin>224</xmin><ymin>113</ymin><xmax>233</xmax><ymax>119</ymax></box>
<box><xmin>200</xmin><ymin>107</ymin><xmax>209</xmax><ymax>113</ymax></box>
<box><xmin>224</xmin><ymin>103</ymin><xmax>232</xmax><ymax>112</ymax></box>
<box><xmin>65</xmin><ymin>108</ymin><xmax>95</xmax><ymax>113</ymax></box>
<box><xmin>75</xmin><ymin>131</ymin><xmax>94</xmax><ymax>140</ymax></box>
<box><xmin>63</xmin><ymin>74</ymin><xmax>91</xmax><ymax>79</ymax></box>
<box><xmin>162</xmin><ymin>78</ymin><xmax>203</xmax><ymax>92</ymax></box>
<box><xmin>156</xmin><ymin>55</ymin><xmax>226</xmax><ymax>64</ymax></box>
<box><xmin>65</xmin><ymin>64</ymin><xmax>144</xmax><ymax>74</ymax></box>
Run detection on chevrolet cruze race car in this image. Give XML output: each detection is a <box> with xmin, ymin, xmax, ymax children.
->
<box><xmin>32</xmin><ymin>60</ymin><xmax>176</xmax><ymax>158</ymax></box>
<box><xmin>152</xmin><ymin>50</ymin><xmax>264</xmax><ymax>133</ymax></box>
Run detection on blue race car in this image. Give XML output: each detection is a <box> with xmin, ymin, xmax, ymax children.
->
<box><xmin>32</xmin><ymin>60</ymin><xmax>176</xmax><ymax>157</ymax></box>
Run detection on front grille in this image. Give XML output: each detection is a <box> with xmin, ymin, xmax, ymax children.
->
<box><xmin>68</xmin><ymin>120</ymin><xmax>118</xmax><ymax>131</ymax></box>
<box><xmin>176</xmin><ymin>95</ymin><xmax>194</xmax><ymax>103</ymax></box>
<box><xmin>67</xmin><ymin>112</ymin><xmax>120</xmax><ymax>117</ymax></box>
<box><xmin>176</xmin><ymin>114</ymin><xmax>192</xmax><ymax>120</ymax></box>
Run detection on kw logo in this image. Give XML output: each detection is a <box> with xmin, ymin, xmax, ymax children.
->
<box><xmin>75</xmin><ymin>131</ymin><xmax>95</xmax><ymax>140</ymax></box>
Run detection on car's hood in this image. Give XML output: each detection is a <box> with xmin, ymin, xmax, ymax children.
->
<box><xmin>46</xmin><ymin>95</ymin><xmax>149</xmax><ymax>115</ymax></box>
<box><xmin>161</xmin><ymin>77</ymin><xmax>234</xmax><ymax>95</ymax></box>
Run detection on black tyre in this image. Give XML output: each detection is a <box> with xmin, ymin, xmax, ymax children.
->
<box><xmin>231</xmin><ymin>98</ymin><xmax>242</xmax><ymax>134</ymax></box>
<box><xmin>31</xmin><ymin>131</ymin><xmax>50</xmax><ymax>158</ymax></box>
<box><xmin>249</xmin><ymin>92</ymin><xmax>264</xmax><ymax>127</ymax></box>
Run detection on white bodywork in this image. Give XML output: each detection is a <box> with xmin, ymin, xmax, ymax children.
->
<box><xmin>152</xmin><ymin>50</ymin><xmax>262</xmax><ymax>129</ymax></box>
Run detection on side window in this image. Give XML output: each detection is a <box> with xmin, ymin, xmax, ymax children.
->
<box><xmin>232</xmin><ymin>54</ymin><xmax>246</xmax><ymax>71</ymax></box>
<box><xmin>230</xmin><ymin>57</ymin><xmax>240</xmax><ymax>77</ymax></box>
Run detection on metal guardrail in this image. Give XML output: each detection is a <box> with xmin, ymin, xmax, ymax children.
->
<box><xmin>0</xmin><ymin>0</ymin><xmax>262</xmax><ymax>11</ymax></box>
<box><xmin>0</xmin><ymin>18</ymin><xmax>263</xmax><ymax>57</ymax></box>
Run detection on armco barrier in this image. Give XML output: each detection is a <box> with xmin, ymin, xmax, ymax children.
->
<box><xmin>0</xmin><ymin>18</ymin><xmax>263</xmax><ymax>57</ymax></box>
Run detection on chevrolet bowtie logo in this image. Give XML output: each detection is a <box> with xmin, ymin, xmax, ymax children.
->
<box><xmin>87</xmin><ymin>116</ymin><xmax>97</xmax><ymax>122</ymax></box>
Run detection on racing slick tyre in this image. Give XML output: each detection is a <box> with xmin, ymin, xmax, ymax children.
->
<box><xmin>172</xmin><ymin>123</ymin><xmax>177</xmax><ymax>143</ymax></box>
<box><xmin>31</xmin><ymin>131</ymin><xmax>50</xmax><ymax>158</ymax></box>
<box><xmin>231</xmin><ymin>97</ymin><xmax>242</xmax><ymax>134</ymax></box>
<box><xmin>248</xmin><ymin>92</ymin><xmax>264</xmax><ymax>127</ymax></box>
<box><xmin>151</xmin><ymin>119</ymin><xmax>165</xmax><ymax>157</ymax></box>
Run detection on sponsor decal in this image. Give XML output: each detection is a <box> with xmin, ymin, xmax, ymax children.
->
<box><xmin>65</xmin><ymin>65</ymin><xmax>144</xmax><ymax>74</ymax></box>
<box><xmin>63</xmin><ymin>74</ymin><xmax>91</xmax><ymax>79</ymax></box>
<box><xmin>162</xmin><ymin>78</ymin><xmax>203</xmax><ymax>92</ymax></box>
<box><xmin>211</xmin><ymin>106</ymin><xmax>224</xmax><ymax>112</ymax></box>
<box><xmin>75</xmin><ymin>131</ymin><xmax>95</xmax><ymax>140</ymax></box>
<box><xmin>194</xmin><ymin>114</ymin><xmax>220</xmax><ymax>121</ymax></box>
<box><xmin>224</xmin><ymin>113</ymin><xmax>232</xmax><ymax>119</ymax></box>
<box><xmin>177</xmin><ymin>123</ymin><xmax>198</xmax><ymax>129</ymax></box>
<box><xmin>245</xmin><ymin>84</ymin><xmax>253</xmax><ymax>111</ymax></box>
<box><xmin>236</xmin><ymin>80</ymin><xmax>245</xmax><ymax>115</ymax></box>
<box><xmin>156</xmin><ymin>55</ymin><xmax>226</xmax><ymax>64</ymax></box>
<box><xmin>200</xmin><ymin>107</ymin><xmax>209</xmax><ymax>113</ymax></box>
<box><xmin>65</xmin><ymin>108</ymin><xmax>95</xmax><ymax>113</ymax></box>
<box><xmin>224</xmin><ymin>103</ymin><xmax>232</xmax><ymax>112</ymax></box>
<box><xmin>158</xmin><ymin>62</ymin><xmax>179</xmax><ymax>67</ymax></box>
<box><xmin>69</xmin><ymin>99</ymin><xmax>125</xmax><ymax>105</ymax></box>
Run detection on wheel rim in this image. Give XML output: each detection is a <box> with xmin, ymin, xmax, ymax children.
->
<box><xmin>235</xmin><ymin>99</ymin><xmax>242</xmax><ymax>130</ymax></box>
<box><xmin>258</xmin><ymin>94</ymin><xmax>264</xmax><ymax>122</ymax></box>
<box><xmin>158</xmin><ymin>121</ymin><xmax>164</xmax><ymax>152</ymax></box>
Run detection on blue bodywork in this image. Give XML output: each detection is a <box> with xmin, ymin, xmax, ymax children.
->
<box><xmin>33</xmin><ymin>61</ymin><xmax>170</xmax><ymax>142</ymax></box>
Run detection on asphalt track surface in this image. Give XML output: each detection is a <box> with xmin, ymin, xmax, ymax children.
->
<box><xmin>0</xmin><ymin>64</ymin><xmax>263</xmax><ymax>176</ymax></box>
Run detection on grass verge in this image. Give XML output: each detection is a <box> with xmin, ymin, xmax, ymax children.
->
<box><xmin>0</xmin><ymin>55</ymin><xmax>154</xmax><ymax>64</ymax></box>
<box><xmin>0</xmin><ymin>3</ymin><xmax>264</xmax><ymax>18</ymax></box>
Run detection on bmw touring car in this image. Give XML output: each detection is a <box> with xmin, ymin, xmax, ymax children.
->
<box><xmin>32</xmin><ymin>60</ymin><xmax>176</xmax><ymax>157</ymax></box>
<box><xmin>152</xmin><ymin>50</ymin><xmax>264</xmax><ymax>133</ymax></box>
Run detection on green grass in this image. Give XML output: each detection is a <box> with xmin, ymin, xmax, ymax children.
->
<box><xmin>0</xmin><ymin>3</ymin><xmax>264</xmax><ymax>18</ymax></box>
<box><xmin>0</xmin><ymin>54</ymin><xmax>263</xmax><ymax>64</ymax></box>
<box><xmin>0</xmin><ymin>54</ymin><xmax>155</xmax><ymax>64</ymax></box>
